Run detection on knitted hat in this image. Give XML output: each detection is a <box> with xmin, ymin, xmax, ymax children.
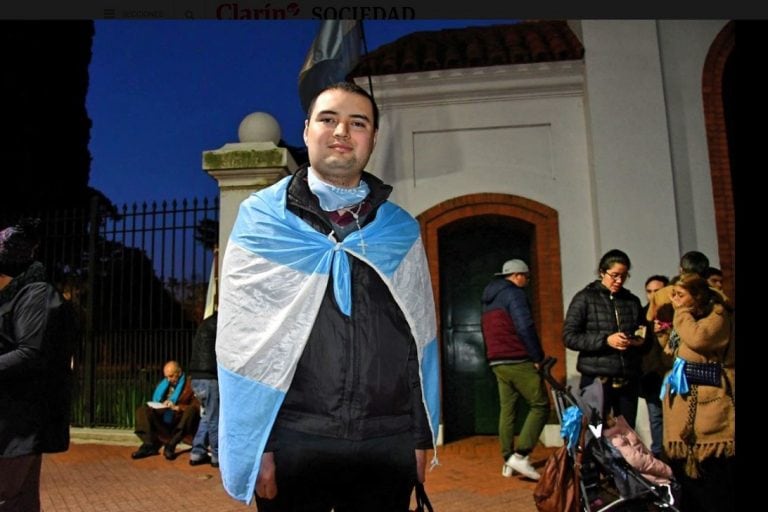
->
<box><xmin>0</xmin><ymin>219</ymin><xmax>40</xmax><ymax>276</ymax></box>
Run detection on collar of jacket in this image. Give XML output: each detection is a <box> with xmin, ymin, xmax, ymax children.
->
<box><xmin>0</xmin><ymin>261</ymin><xmax>46</xmax><ymax>306</ymax></box>
<box><xmin>287</xmin><ymin>165</ymin><xmax>393</xmax><ymax>221</ymax></box>
<box><xmin>587</xmin><ymin>279</ymin><xmax>633</xmax><ymax>298</ymax></box>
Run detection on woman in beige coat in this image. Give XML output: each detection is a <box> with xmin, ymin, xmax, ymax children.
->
<box><xmin>663</xmin><ymin>273</ymin><xmax>735</xmax><ymax>511</ymax></box>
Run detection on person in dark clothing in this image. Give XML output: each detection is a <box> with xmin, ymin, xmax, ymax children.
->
<box><xmin>0</xmin><ymin>220</ymin><xmax>77</xmax><ymax>511</ymax></box>
<box><xmin>563</xmin><ymin>249</ymin><xmax>645</xmax><ymax>427</ymax></box>
<box><xmin>217</xmin><ymin>82</ymin><xmax>439</xmax><ymax>510</ymax></box>
<box><xmin>702</xmin><ymin>266</ymin><xmax>724</xmax><ymax>291</ymax></box>
<box><xmin>188</xmin><ymin>312</ymin><xmax>219</xmax><ymax>467</ymax></box>
<box><xmin>639</xmin><ymin>274</ymin><xmax>670</xmax><ymax>457</ymax></box>
<box><xmin>131</xmin><ymin>360</ymin><xmax>200</xmax><ymax>461</ymax></box>
<box><xmin>481</xmin><ymin>259</ymin><xmax>549</xmax><ymax>481</ymax></box>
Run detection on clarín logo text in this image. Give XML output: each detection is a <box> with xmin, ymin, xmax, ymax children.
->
<box><xmin>214</xmin><ymin>3</ymin><xmax>416</xmax><ymax>19</ymax></box>
<box><xmin>215</xmin><ymin>3</ymin><xmax>301</xmax><ymax>19</ymax></box>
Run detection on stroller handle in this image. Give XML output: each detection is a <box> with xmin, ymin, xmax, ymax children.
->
<box><xmin>538</xmin><ymin>355</ymin><xmax>564</xmax><ymax>391</ymax></box>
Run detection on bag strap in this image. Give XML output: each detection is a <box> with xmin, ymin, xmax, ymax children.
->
<box><xmin>570</xmin><ymin>415</ymin><xmax>587</xmax><ymax>512</ymax></box>
<box><xmin>414</xmin><ymin>482</ymin><xmax>434</xmax><ymax>512</ymax></box>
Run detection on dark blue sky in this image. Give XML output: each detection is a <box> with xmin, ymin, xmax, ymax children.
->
<box><xmin>86</xmin><ymin>20</ymin><xmax>517</xmax><ymax>207</ymax></box>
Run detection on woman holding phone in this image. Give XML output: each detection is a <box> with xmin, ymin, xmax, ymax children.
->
<box><xmin>563</xmin><ymin>249</ymin><xmax>646</xmax><ymax>427</ymax></box>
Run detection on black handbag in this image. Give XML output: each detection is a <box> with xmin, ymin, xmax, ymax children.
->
<box><xmin>412</xmin><ymin>482</ymin><xmax>434</xmax><ymax>512</ymax></box>
<box><xmin>684</xmin><ymin>361</ymin><xmax>722</xmax><ymax>387</ymax></box>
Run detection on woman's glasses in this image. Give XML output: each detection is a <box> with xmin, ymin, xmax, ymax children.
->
<box><xmin>605</xmin><ymin>271</ymin><xmax>630</xmax><ymax>282</ymax></box>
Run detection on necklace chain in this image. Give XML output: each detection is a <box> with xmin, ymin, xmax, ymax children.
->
<box><xmin>337</xmin><ymin>202</ymin><xmax>367</xmax><ymax>254</ymax></box>
<box><xmin>338</xmin><ymin>201</ymin><xmax>364</xmax><ymax>219</ymax></box>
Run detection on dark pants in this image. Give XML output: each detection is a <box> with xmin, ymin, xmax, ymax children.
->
<box><xmin>255</xmin><ymin>429</ymin><xmax>417</xmax><ymax>512</ymax></box>
<box><xmin>640</xmin><ymin>372</ymin><xmax>664</xmax><ymax>456</ymax></box>
<box><xmin>0</xmin><ymin>453</ymin><xmax>42</xmax><ymax>511</ymax></box>
<box><xmin>134</xmin><ymin>404</ymin><xmax>199</xmax><ymax>447</ymax></box>
<box><xmin>670</xmin><ymin>456</ymin><xmax>736</xmax><ymax>512</ymax></box>
<box><xmin>580</xmin><ymin>374</ymin><xmax>640</xmax><ymax>428</ymax></box>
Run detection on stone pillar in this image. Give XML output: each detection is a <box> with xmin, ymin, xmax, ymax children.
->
<box><xmin>203</xmin><ymin>112</ymin><xmax>298</xmax><ymax>270</ymax></box>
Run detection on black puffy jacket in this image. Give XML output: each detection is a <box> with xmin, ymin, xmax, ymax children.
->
<box><xmin>0</xmin><ymin>262</ymin><xmax>77</xmax><ymax>457</ymax></box>
<box><xmin>563</xmin><ymin>280</ymin><xmax>644</xmax><ymax>378</ymax></box>
<box><xmin>269</xmin><ymin>167</ymin><xmax>432</xmax><ymax>449</ymax></box>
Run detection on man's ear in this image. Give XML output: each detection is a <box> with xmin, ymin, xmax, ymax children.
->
<box><xmin>371</xmin><ymin>129</ymin><xmax>378</xmax><ymax>151</ymax></box>
<box><xmin>303</xmin><ymin>119</ymin><xmax>309</xmax><ymax>145</ymax></box>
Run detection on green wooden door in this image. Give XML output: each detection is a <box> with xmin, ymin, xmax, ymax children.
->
<box><xmin>439</xmin><ymin>215</ymin><xmax>532</xmax><ymax>442</ymax></box>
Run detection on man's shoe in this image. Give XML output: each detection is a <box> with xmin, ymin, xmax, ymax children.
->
<box><xmin>131</xmin><ymin>444</ymin><xmax>158</xmax><ymax>460</ymax></box>
<box><xmin>501</xmin><ymin>463</ymin><xmax>514</xmax><ymax>477</ymax></box>
<box><xmin>163</xmin><ymin>444</ymin><xmax>177</xmax><ymax>461</ymax></box>
<box><xmin>504</xmin><ymin>453</ymin><xmax>541</xmax><ymax>480</ymax></box>
<box><xmin>189</xmin><ymin>454</ymin><xmax>211</xmax><ymax>466</ymax></box>
<box><xmin>210</xmin><ymin>461</ymin><xmax>219</xmax><ymax>468</ymax></box>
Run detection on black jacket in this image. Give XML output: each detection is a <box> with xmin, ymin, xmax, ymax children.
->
<box><xmin>563</xmin><ymin>280</ymin><xmax>644</xmax><ymax>378</ymax></box>
<box><xmin>269</xmin><ymin>166</ymin><xmax>432</xmax><ymax>449</ymax></box>
<box><xmin>0</xmin><ymin>262</ymin><xmax>77</xmax><ymax>457</ymax></box>
<box><xmin>188</xmin><ymin>312</ymin><xmax>217</xmax><ymax>380</ymax></box>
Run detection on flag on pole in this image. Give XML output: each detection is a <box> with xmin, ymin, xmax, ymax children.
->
<box><xmin>298</xmin><ymin>20</ymin><xmax>363</xmax><ymax>114</ymax></box>
<box><xmin>203</xmin><ymin>247</ymin><xmax>219</xmax><ymax>319</ymax></box>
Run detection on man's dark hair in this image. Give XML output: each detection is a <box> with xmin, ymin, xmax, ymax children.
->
<box><xmin>598</xmin><ymin>249</ymin><xmax>631</xmax><ymax>274</ymax></box>
<box><xmin>702</xmin><ymin>266</ymin><xmax>723</xmax><ymax>279</ymax></box>
<box><xmin>645</xmin><ymin>275</ymin><xmax>669</xmax><ymax>287</ymax></box>
<box><xmin>679</xmin><ymin>251</ymin><xmax>709</xmax><ymax>276</ymax></box>
<box><xmin>306</xmin><ymin>81</ymin><xmax>380</xmax><ymax>130</ymax></box>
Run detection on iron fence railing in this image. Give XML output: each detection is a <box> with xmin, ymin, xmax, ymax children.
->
<box><xmin>1</xmin><ymin>196</ymin><xmax>218</xmax><ymax>428</ymax></box>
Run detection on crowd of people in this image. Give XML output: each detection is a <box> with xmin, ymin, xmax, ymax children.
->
<box><xmin>481</xmin><ymin>247</ymin><xmax>734</xmax><ymax>512</ymax></box>
<box><xmin>562</xmin><ymin>250</ymin><xmax>734</xmax><ymax>511</ymax></box>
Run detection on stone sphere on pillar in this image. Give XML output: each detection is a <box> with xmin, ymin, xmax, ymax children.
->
<box><xmin>238</xmin><ymin>112</ymin><xmax>281</xmax><ymax>144</ymax></box>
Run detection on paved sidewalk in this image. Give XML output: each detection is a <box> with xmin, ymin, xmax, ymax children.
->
<box><xmin>40</xmin><ymin>433</ymin><xmax>555</xmax><ymax>511</ymax></box>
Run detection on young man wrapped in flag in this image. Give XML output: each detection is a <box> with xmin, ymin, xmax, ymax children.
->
<box><xmin>217</xmin><ymin>81</ymin><xmax>440</xmax><ymax>511</ymax></box>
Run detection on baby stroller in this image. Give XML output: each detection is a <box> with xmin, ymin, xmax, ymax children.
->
<box><xmin>536</xmin><ymin>357</ymin><xmax>680</xmax><ymax>512</ymax></box>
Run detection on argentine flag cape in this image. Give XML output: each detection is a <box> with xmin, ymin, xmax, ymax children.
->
<box><xmin>216</xmin><ymin>175</ymin><xmax>440</xmax><ymax>504</ymax></box>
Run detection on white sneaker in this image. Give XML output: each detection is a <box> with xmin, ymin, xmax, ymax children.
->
<box><xmin>504</xmin><ymin>453</ymin><xmax>541</xmax><ymax>480</ymax></box>
<box><xmin>501</xmin><ymin>463</ymin><xmax>514</xmax><ymax>477</ymax></box>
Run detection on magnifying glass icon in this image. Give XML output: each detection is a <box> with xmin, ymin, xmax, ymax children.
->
<box><xmin>184</xmin><ymin>10</ymin><xmax>194</xmax><ymax>19</ymax></box>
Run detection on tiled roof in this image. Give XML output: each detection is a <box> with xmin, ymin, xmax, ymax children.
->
<box><xmin>350</xmin><ymin>20</ymin><xmax>584</xmax><ymax>77</ymax></box>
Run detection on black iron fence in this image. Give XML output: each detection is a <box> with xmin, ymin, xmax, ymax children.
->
<box><xmin>1</xmin><ymin>196</ymin><xmax>219</xmax><ymax>428</ymax></box>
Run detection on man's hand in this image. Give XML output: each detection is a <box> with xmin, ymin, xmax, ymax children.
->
<box><xmin>607</xmin><ymin>332</ymin><xmax>631</xmax><ymax>350</ymax></box>
<box><xmin>415</xmin><ymin>449</ymin><xmax>427</xmax><ymax>483</ymax></box>
<box><xmin>256</xmin><ymin>451</ymin><xmax>278</xmax><ymax>499</ymax></box>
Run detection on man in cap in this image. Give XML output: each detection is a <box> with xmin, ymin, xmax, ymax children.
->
<box><xmin>0</xmin><ymin>220</ymin><xmax>77</xmax><ymax>511</ymax></box>
<box><xmin>481</xmin><ymin>259</ymin><xmax>549</xmax><ymax>480</ymax></box>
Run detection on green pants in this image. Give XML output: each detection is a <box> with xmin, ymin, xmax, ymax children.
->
<box><xmin>492</xmin><ymin>362</ymin><xmax>550</xmax><ymax>460</ymax></box>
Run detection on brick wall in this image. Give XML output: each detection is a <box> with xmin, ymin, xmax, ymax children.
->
<box><xmin>702</xmin><ymin>21</ymin><xmax>736</xmax><ymax>304</ymax></box>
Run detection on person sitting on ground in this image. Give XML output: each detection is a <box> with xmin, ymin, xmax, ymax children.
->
<box><xmin>131</xmin><ymin>360</ymin><xmax>200</xmax><ymax>461</ymax></box>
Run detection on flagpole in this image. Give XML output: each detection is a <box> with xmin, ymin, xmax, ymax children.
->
<box><xmin>359</xmin><ymin>21</ymin><xmax>374</xmax><ymax>103</ymax></box>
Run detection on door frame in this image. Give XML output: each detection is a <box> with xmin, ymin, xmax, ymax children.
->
<box><xmin>418</xmin><ymin>193</ymin><xmax>567</xmax><ymax>399</ymax></box>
